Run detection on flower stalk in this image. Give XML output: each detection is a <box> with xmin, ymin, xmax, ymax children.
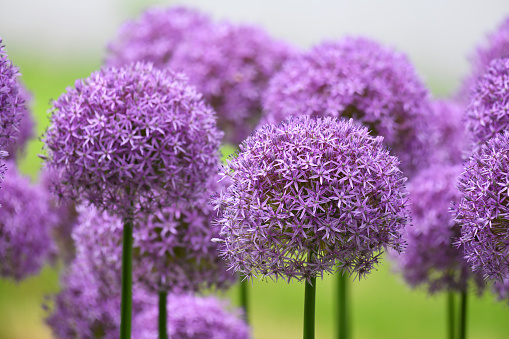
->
<box><xmin>120</xmin><ymin>209</ymin><xmax>134</xmax><ymax>339</ymax></box>
<box><xmin>303</xmin><ymin>251</ymin><xmax>316</xmax><ymax>339</ymax></box>
<box><xmin>337</xmin><ymin>272</ymin><xmax>349</xmax><ymax>339</ymax></box>
<box><xmin>159</xmin><ymin>291</ymin><xmax>168</xmax><ymax>339</ymax></box>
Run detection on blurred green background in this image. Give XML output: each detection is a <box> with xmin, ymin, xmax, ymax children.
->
<box><xmin>2</xmin><ymin>1</ymin><xmax>509</xmax><ymax>338</ymax></box>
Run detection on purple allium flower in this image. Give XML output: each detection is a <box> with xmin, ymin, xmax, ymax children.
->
<box><xmin>428</xmin><ymin>99</ymin><xmax>469</xmax><ymax>165</ymax></box>
<box><xmin>454</xmin><ymin>131</ymin><xmax>509</xmax><ymax>281</ymax></box>
<box><xmin>105</xmin><ymin>6</ymin><xmax>212</xmax><ymax>69</ymax></box>
<box><xmin>459</xmin><ymin>17</ymin><xmax>509</xmax><ymax>101</ymax></box>
<box><xmin>43</xmin><ymin>62</ymin><xmax>223</xmax><ymax>215</ymax></box>
<box><xmin>73</xmin><ymin>191</ymin><xmax>234</xmax><ymax>294</ymax></box>
<box><xmin>0</xmin><ymin>161</ymin><xmax>56</xmax><ymax>280</ymax></box>
<box><xmin>0</xmin><ymin>38</ymin><xmax>25</xmax><ymax>151</ymax></box>
<box><xmin>169</xmin><ymin>21</ymin><xmax>296</xmax><ymax>145</ymax></box>
<box><xmin>261</xmin><ymin>37</ymin><xmax>432</xmax><ymax>176</ymax></box>
<box><xmin>46</xmin><ymin>254</ymin><xmax>153</xmax><ymax>339</ymax></box>
<box><xmin>5</xmin><ymin>82</ymin><xmax>34</xmax><ymax>160</ymax></box>
<box><xmin>465</xmin><ymin>58</ymin><xmax>509</xmax><ymax>149</ymax></box>
<box><xmin>393</xmin><ymin>164</ymin><xmax>484</xmax><ymax>294</ymax></box>
<box><xmin>133</xmin><ymin>294</ymin><xmax>251</xmax><ymax>339</ymax></box>
<box><xmin>213</xmin><ymin>116</ymin><xmax>409</xmax><ymax>282</ymax></box>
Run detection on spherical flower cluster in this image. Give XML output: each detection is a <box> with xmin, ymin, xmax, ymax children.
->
<box><xmin>428</xmin><ymin>100</ymin><xmax>469</xmax><ymax>165</ymax></box>
<box><xmin>393</xmin><ymin>165</ymin><xmax>484</xmax><ymax>294</ymax></box>
<box><xmin>454</xmin><ymin>131</ymin><xmax>509</xmax><ymax>281</ymax></box>
<box><xmin>0</xmin><ymin>38</ymin><xmax>25</xmax><ymax>151</ymax></box>
<box><xmin>465</xmin><ymin>58</ymin><xmax>509</xmax><ymax>149</ymax></box>
<box><xmin>46</xmin><ymin>254</ymin><xmax>153</xmax><ymax>339</ymax></box>
<box><xmin>459</xmin><ymin>17</ymin><xmax>509</xmax><ymax>101</ymax></box>
<box><xmin>73</xmin><ymin>193</ymin><xmax>234</xmax><ymax>294</ymax></box>
<box><xmin>43</xmin><ymin>62</ymin><xmax>223</xmax><ymax>215</ymax></box>
<box><xmin>261</xmin><ymin>37</ymin><xmax>432</xmax><ymax>176</ymax></box>
<box><xmin>5</xmin><ymin>82</ymin><xmax>34</xmax><ymax>160</ymax></box>
<box><xmin>105</xmin><ymin>6</ymin><xmax>211</xmax><ymax>69</ymax></box>
<box><xmin>213</xmin><ymin>116</ymin><xmax>409</xmax><ymax>282</ymax></box>
<box><xmin>169</xmin><ymin>21</ymin><xmax>296</xmax><ymax>144</ymax></box>
<box><xmin>0</xmin><ymin>161</ymin><xmax>56</xmax><ymax>280</ymax></box>
<box><xmin>133</xmin><ymin>294</ymin><xmax>251</xmax><ymax>339</ymax></box>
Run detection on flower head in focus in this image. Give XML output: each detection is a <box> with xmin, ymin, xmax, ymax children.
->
<box><xmin>213</xmin><ymin>116</ymin><xmax>409</xmax><ymax>283</ymax></box>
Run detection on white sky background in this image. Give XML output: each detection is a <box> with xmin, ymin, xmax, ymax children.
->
<box><xmin>1</xmin><ymin>0</ymin><xmax>509</xmax><ymax>95</ymax></box>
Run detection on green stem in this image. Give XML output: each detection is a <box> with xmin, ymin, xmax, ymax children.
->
<box><xmin>458</xmin><ymin>290</ymin><xmax>468</xmax><ymax>339</ymax></box>
<box><xmin>239</xmin><ymin>275</ymin><xmax>249</xmax><ymax>324</ymax></box>
<box><xmin>447</xmin><ymin>292</ymin><xmax>455</xmax><ymax>339</ymax></box>
<box><xmin>337</xmin><ymin>273</ymin><xmax>349</xmax><ymax>339</ymax></box>
<box><xmin>120</xmin><ymin>211</ymin><xmax>134</xmax><ymax>339</ymax></box>
<box><xmin>159</xmin><ymin>291</ymin><xmax>168</xmax><ymax>339</ymax></box>
<box><xmin>303</xmin><ymin>252</ymin><xmax>316</xmax><ymax>339</ymax></box>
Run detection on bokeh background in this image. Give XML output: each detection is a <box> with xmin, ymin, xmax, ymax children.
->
<box><xmin>2</xmin><ymin>0</ymin><xmax>509</xmax><ymax>338</ymax></box>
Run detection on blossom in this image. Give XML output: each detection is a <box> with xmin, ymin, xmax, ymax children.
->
<box><xmin>4</xmin><ymin>82</ymin><xmax>34</xmax><ymax>160</ymax></box>
<box><xmin>169</xmin><ymin>21</ymin><xmax>296</xmax><ymax>144</ymax></box>
<box><xmin>427</xmin><ymin>99</ymin><xmax>469</xmax><ymax>165</ymax></box>
<box><xmin>493</xmin><ymin>277</ymin><xmax>509</xmax><ymax>305</ymax></box>
<box><xmin>393</xmin><ymin>165</ymin><xmax>484</xmax><ymax>294</ymax></box>
<box><xmin>261</xmin><ymin>37</ymin><xmax>432</xmax><ymax>176</ymax></box>
<box><xmin>465</xmin><ymin>58</ymin><xmax>509</xmax><ymax>149</ymax></box>
<box><xmin>459</xmin><ymin>16</ymin><xmax>509</xmax><ymax>101</ymax></box>
<box><xmin>0</xmin><ymin>161</ymin><xmax>56</xmax><ymax>280</ymax></box>
<box><xmin>213</xmin><ymin>116</ymin><xmax>409</xmax><ymax>282</ymax></box>
<box><xmin>43</xmin><ymin>62</ymin><xmax>223</xmax><ymax>215</ymax></box>
<box><xmin>72</xmin><ymin>187</ymin><xmax>235</xmax><ymax>294</ymax></box>
<box><xmin>133</xmin><ymin>294</ymin><xmax>251</xmax><ymax>339</ymax></box>
<box><xmin>0</xmin><ymin>37</ymin><xmax>25</xmax><ymax>151</ymax></box>
<box><xmin>105</xmin><ymin>6</ymin><xmax>211</xmax><ymax>69</ymax></box>
<box><xmin>454</xmin><ymin>131</ymin><xmax>509</xmax><ymax>281</ymax></box>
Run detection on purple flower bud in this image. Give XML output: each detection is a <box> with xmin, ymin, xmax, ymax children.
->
<box><xmin>261</xmin><ymin>37</ymin><xmax>433</xmax><ymax>176</ymax></box>
<box><xmin>214</xmin><ymin>116</ymin><xmax>409</xmax><ymax>282</ymax></box>
<box><xmin>43</xmin><ymin>62</ymin><xmax>223</xmax><ymax>215</ymax></box>
<box><xmin>454</xmin><ymin>131</ymin><xmax>509</xmax><ymax>281</ymax></box>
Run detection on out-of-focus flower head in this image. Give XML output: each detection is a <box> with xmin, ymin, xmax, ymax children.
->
<box><xmin>0</xmin><ymin>161</ymin><xmax>56</xmax><ymax>280</ymax></box>
<box><xmin>493</xmin><ymin>277</ymin><xmax>509</xmax><ymax>305</ymax></box>
<box><xmin>0</xmin><ymin>37</ymin><xmax>26</xmax><ymax>151</ymax></box>
<box><xmin>213</xmin><ymin>116</ymin><xmax>409</xmax><ymax>283</ymax></box>
<box><xmin>261</xmin><ymin>37</ymin><xmax>432</xmax><ymax>176</ymax></box>
<box><xmin>169</xmin><ymin>21</ymin><xmax>296</xmax><ymax>145</ymax></box>
<box><xmin>133</xmin><ymin>294</ymin><xmax>251</xmax><ymax>339</ymax></box>
<box><xmin>465</xmin><ymin>58</ymin><xmax>509</xmax><ymax>150</ymax></box>
<box><xmin>4</xmin><ymin>82</ymin><xmax>34</xmax><ymax>160</ymax></box>
<box><xmin>105</xmin><ymin>6</ymin><xmax>212</xmax><ymax>69</ymax></box>
<box><xmin>454</xmin><ymin>131</ymin><xmax>509</xmax><ymax>281</ymax></box>
<box><xmin>393</xmin><ymin>164</ymin><xmax>484</xmax><ymax>294</ymax></box>
<box><xmin>43</xmin><ymin>62</ymin><xmax>223</xmax><ymax>216</ymax></box>
<box><xmin>459</xmin><ymin>16</ymin><xmax>509</xmax><ymax>102</ymax></box>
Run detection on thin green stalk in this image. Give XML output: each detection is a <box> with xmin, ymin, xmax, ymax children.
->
<box><xmin>303</xmin><ymin>252</ymin><xmax>316</xmax><ymax>339</ymax></box>
<box><xmin>120</xmin><ymin>210</ymin><xmax>134</xmax><ymax>339</ymax></box>
<box><xmin>337</xmin><ymin>273</ymin><xmax>349</xmax><ymax>339</ymax></box>
<box><xmin>159</xmin><ymin>291</ymin><xmax>168</xmax><ymax>339</ymax></box>
<box><xmin>458</xmin><ymin>290</ymin><xmax>468</xmax><ymax>339</ymax></box>
<box><xmin>447</xmin><ymin>292</ymin><xmax>455</xmax><ymax>339</ymax></box>
<box><xmin>239</xmin><ymin>275</ymin><xmax>249</xmax><ymax>324</ymax></box>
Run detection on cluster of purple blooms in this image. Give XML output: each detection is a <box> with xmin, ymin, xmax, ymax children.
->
<box><xmin>394</xmin><ymin>165</ymin><xmax>484</xmax><ymax>293</ymax></box>
<box><xmin>262</xmin><ymin>37</ymin><xmax>432</xmax><ymax>176</ymax></box>
<box><xmin>213</xmin><ymin>116</ymin><xmax>409</xmax><ymax>282</ymax></box>
<box><xmin>43</xmin><ymin>62</ymin><xmax>223</xmax><ymax>215</ymax></box>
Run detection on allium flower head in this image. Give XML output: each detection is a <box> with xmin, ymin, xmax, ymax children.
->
<box><xmin>105</xmin><ymin>6</ymin><xmax>211</xmax><ymax>69</ymax></box>
<box><xmin>454</xmin><ymin>131</ymin><xmax>509</xmax><ymax>281</ymax></box>
<box><xmin>428</xmin><ymin>99</ymin><xmax>469</xmax><ymax>165</ymax></box>
<box><xmin>46</xmin><ymin>254</ymin><xmax>152</xmax><ymax>339</ymax></box>
<box><xmin>5</xmin><ymin>82</ymin><xmax>34</xmax><ymax>160</ymax></box>
<box><xmin>133</xmin><ymin>294</ymin><xmax>251</xmax><ymax>339</ymax></box>
<box><xmin>0</xmin><ymin>161</ymin><xmax>56</xmax><ymax>280</ymax></box>
<box><xmin>169</xmin><ymin>21</ymin><xmax>296</xmax><ymax>144</ymax></box>
<box><xmin>261</xmin><ymin>37</ymin><xmax>432</xmax><ymax>176</ymax></box>
<box><xmin>43</xmin><ymin>62</ymin><xmax>223</xmax><ymax>215</ymax></box>
<box><xmin>465</xmin><ymin>58</ymin><xmax>509</xmax><ymax>149</ymax></box>
<box><xmin>394</xmin><ymin>164</ymin><xmax>484</xmax><ymax>294</ymax></box>
<box><xmin>459</xmin><ymin>17</ymin><xmax>509</xmax><ymax>101</ymax></box>
<box><xmin>73</xmin><ymin>189</ymin><xmax>234</xmax><ymax>294</ymax></box>
<box><xmin>0</xmin><ymin>38</ymin><xmax>25</xmax><ymax>150</ymax></box>
<box><xmin>213</xmin><ymin>116</ymin><xmax>409</xmax><ymax>282</ymax></box>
